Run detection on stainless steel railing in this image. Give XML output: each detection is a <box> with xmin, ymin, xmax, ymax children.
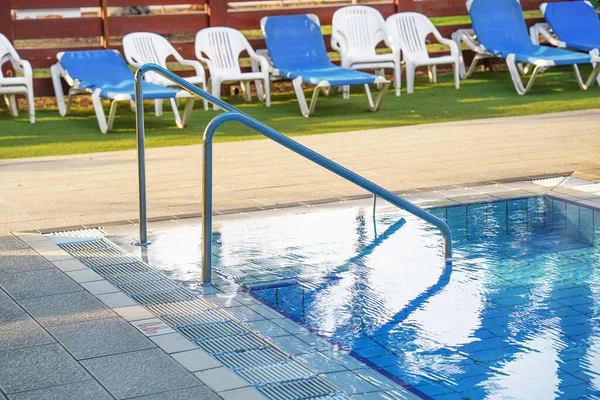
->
<box><xmin>134</xmin><ymin>64</ymin><xmax>453</xmax><ymax>286</ymax></box>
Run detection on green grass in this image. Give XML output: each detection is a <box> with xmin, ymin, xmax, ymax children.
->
<box><xmin>2</xmin><ymin>66</ymin><xmax>599</xmax><ymax>160</ymax></box>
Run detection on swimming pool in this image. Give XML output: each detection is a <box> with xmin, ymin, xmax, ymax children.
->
<box><xmin>107</xmin><ymin>193</ymin><xmax>600</xmax><ymax>399</ymax></box>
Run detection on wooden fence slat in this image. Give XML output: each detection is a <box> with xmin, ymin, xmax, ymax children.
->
<box><xmin>13</xmin><ymin>17</ymin><xmax>103</xmax><ymax>39</ymax></box>
<box><xmin>108</xmin><ymin>13</ymin><xmax>209</xmax><ymax>36</ymax></box>
<box><xmin>11</xmin><ymin>0</ymin><xmax>98</xmax><ymax>9</ymax></box>
<box><xmin>206</xmin><ymin>0</ymin><xmax>228</xmax><ymax>26</ymax></box>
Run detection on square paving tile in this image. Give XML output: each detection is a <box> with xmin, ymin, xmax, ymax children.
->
<box><xmin>194</xmin><ymin>367</ymin><xmax>248</xmax><ymax>392</ymax></box>
<box><xmin>130</xmin><ymin>385</ymin><xmax>220</xmax><ymax>400</ymax></box>
<box><xmin>81</xmin><ymin>280</ymin><xmax>119</xmax><ymax>295</ymax></box>
<box><xmin>51</xmin><ymin>259</ymin><xmax>87</xmax><ymax>272</ymax></box>
<box><xmin>112</xmin><ymin>305</ymin><xmax>154</xmax><ymax>322</ymax></box>
<box><xmin>81</xmin><ymin>348</ymin><xmax>201</xmax><ymax>399</ymax></box>
<box><xmin>0</xmin><ymin>268</ymin><xmax>81</xmax><ymax>300</ymax></box>
<box><xmin>149</xmin><ymin>332</ymin><xmax>196</xmax><ymax>354</ymax></box>
<box><xmin>0</xmin><ymin>236</ymin><xmax>28</xmax><ymax>252</ymax></box>
<box><xmin>64</xmin><ymin>269</ymin><xmax>102</xmax><ymax>283</ymax></box>
<box><xmin>170</xmin><ymin>349</ymin><xmax>221</xmax><ymax>372</ymax></box>
<box><xmin>19</xmin><ymin>291</ymin><xmax>116</xmax><ymax>327</ymax></box>
<box><xmin>6</xmin><ymin>380</ymin><xmax>112</xmax><ymax>400</ymax></box>
<box><xmin>219</xmin><ymin>386</ymin><xmax>267</xmax><ymax>400</ymax></box>
<box><xmin>0</xmin><ymin>252</ymin><xmax>53</xmax><ymax>275</ymax></box>
<box><xmin>47</xmin><ymin>317</ymin><xmax>155</xmax><ymax>360</ymax></box>
<box><xmin>96</xmin><ymin>292</ymin><xmax>138</xmax><ymax>308</ymax></box>
<box><xmin>0</xmin><ymin>343</ymin><xmax>91</xmax><ymax>394</ymax></box>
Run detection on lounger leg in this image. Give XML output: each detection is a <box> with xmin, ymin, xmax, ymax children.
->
<box><xmin>364</xmin><ymin>84</ymin><xmax>374</xmax><ymax>108</ymax></box>
<box><xmin>264</xmin><ymin>78</ymin><xmax>271</xmax><ymax>107</ymax></box>
<box><xmin>175</xmin><ymin>97</ymin><xmax>195</xmax><ymax>129</ymax></box>
<box><xmin>106</xmin><ymin>100</ymin><xmax>120</xmax><ymax>133</ymax></box>
<box><xmin>154</xmin><ymin>99</ymin><xmax>163</xmax><ymax>117</ymax></box>
<box><xmin>590</xmin><ymin>49</ymin><xmax>600</xmax><ymax>86</ymax></box>
<box><xmin>574</xmin><ymin>61</ymin><xmax>600</xmax><ymax>90</ymax></box>
<box><xmin>342</xmin><ymin>85</ymin><xmax>350</xmax><ymax>100</ymax></box>
<box><xmin>169</xmin><ymin>98</ymin><xmax>182</xmax><ymax>125</ymax></box>
<box><xmin>308</xmin><ymin>85</ymin><xmax>325</xmax><ymax>116</ymax></box>
<box><xmin>428</xmin><ymin>66</ymin><xmax>437</xmax><ymax>83</ymax></box>
<box><xmin>242</xmin><ymin>81</ymin><xmax>252</xmax><ymax>102</ymax></box>
<box><xmin>66</xmin><ymin>88</ymin><xmax>76</xmax><ymax>115</ymax></box>
<box><xmin>129</xmin><ymin>100</ymin><xmax>136</xmax><ymax>112</ymax></box>
<box><xmin>292</xmin><ymin>77</ymin><xmax>310</xmax><ymax>117</ymax></box>
<box><xmin>26</xmin><ymin>85</ymin><xmax>35</xmax><ymax>123</ymax></box>
<box><xmin>51</xmin><ymin>63</ymin><xmax>68</xmax><ymax>117</ymax></box>
<box><xmin>6</xmin><ymin>95</ymin><xmax>18</xmax><ymax>117</ymax></box>
<box><xmin>463</xmin><ymin>54</ymin><xmax>484</xmax><ymax>80</ymax></box>
<box><xmin>406</xmin><ymin>63</ymin><xmax>416</xmax><ymax>94</ymax></box>
<box><xmin>211</xmin><ymin>78</ymin><xmax>222</xmax><ymax>111</ymax></box>
<box><xmin>368</xmin><ymin>79</ymin><xmax>390</xmax><ymax>112</ymax></box>
<box><xmin>201</xmin><ymin>82</ymin><xmax>209</xmax><ymax>111</ymax></box>
<box><xmin>506</xmin><ymin>55</ymin><xmax>541</xmax><ymax>95</ymax></box>
<box><xmin>393</xmin><ymin>63</ymin><xmax>401</xmax><ymax>97</ymax></box>
<box><xmin>91</xmin><ymin>89</ymin><xmax>109</xmax><ymax>134</ymax></box>
<box><xmin>453</xmin><ymin>62</ymin><xmax>460</xmax><ymax>90</ymax></box>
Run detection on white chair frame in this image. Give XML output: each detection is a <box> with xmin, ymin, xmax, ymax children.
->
<box><xmin>386</xmin><ymin>13</ymin><xmax>460</xmax><ymax>94</ymax></box>
<box><xmin>195</xmin><ymin>27</ymin><xmax>270</xmax><ymax>110</ymax></box>
<box><xmin>51</xmin><ymin>50</ymin><xmax>194</xmax><ymax>134</ymax></box>
<box><xmin>123</xmin><ymin>32</ymin><xmax>208</xmax><ymax>115</ymax></box>
<box><xmin>331</xmin><ymin>5</ymin><xmax>400</xmax><ymax>96</ymax></box>
<box><xmin>0</xmin><ymin>33</ymin><xmax>35</xmax><ymax>123</ymax></box>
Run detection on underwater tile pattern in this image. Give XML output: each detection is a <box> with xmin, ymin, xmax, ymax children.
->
<box><xmin>237</xmin><ymin>197</ymin><xmax>600</xmax><ymax>399</ymax></box>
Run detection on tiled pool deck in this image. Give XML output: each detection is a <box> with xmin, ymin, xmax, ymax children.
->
<box><xmin>3</xmin><ymin>173</ymin><xmax>600</xmax><ymax>399</ymax></box>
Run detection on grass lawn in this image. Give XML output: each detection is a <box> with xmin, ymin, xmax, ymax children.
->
<box><xmin>1</xmin><ymin>66</ymin><xmax>599</xmax><ymax>160</ymax></box>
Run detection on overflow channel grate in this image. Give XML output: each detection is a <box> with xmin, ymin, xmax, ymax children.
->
<box><xmin>53</xmin><ymin>232</ymin><xmax>349</xmax><ymax>399</ymax></box>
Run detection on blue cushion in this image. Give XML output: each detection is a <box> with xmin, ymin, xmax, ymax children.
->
<box><xmin>544</xmin><ymin>1</ymin><xmax>600</xmax><ymax>52</ymax></box>
<box><xmin>60</xmin><ymin>50</ymin><xmax>179</xmax><ymax>100</ymax></box>
<box><xmin>469</xmin><ymin>0</ymin><xmax>591</xmax><ymax>65</ymax></box>
<box><xmin>263</xmin><ymin>14</ymin><xmax>377</xmax><ymax>86</ymax></box>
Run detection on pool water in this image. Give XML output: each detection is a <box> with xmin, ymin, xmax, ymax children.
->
<box><xmin>114</xmin><ymin>195</ymin><xmax>600</xmax><ymax>399</ymax></box>
<box><xmin>244</xmin><ymin>197</ymin><xmax>600</xmax><ymax>399</ymax></box>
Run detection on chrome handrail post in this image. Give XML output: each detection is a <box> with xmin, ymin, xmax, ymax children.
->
<box><xmin>202</xmin><ymin>125</ymin><xmax>215</xmax><ymax>286</ymax></box>
<box><xmin>134</xmin><ymin>68</ymin><xmax>148</xmax><ymax>246</ymax></box>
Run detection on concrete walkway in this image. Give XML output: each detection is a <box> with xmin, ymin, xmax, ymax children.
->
<box><xmin>2</xmin><ymin>109</ymin><xmax>600</xmax><ymax>235</ymax></box>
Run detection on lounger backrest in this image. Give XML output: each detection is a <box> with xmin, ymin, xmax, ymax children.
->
<box><xmin>542</xmin><ymin>1</ymin><xmax>600</xmax><ymax>46</ymax></box>
<box><xmin>468</xmin><ymin>0</ymin><xmax>535</xmax><ymax>54</ymax></box>
<box><xmin>195</xmin><ymin>27</ymin><xmax>253</xmax><ymax>74</ymax></box>
<box><xmin>262</xmin><ymin>14</ymin><xmax>332</xmax><ymax>71</ymax></box>
<box><xmin>332</xmin><ymin>6</ymin><xmax>388</xmax><ymax>59</ymax></box>
<box><xmin>60</xmin><ymin>50</ymin><xmax>133</xmax><ymax>90</ymax></box>
<box><xmin>122</xmin><ymin>32</ymin><xmax>176</xmax><ymax>68</ymax></box>
<box><xmin>0</xmin><ymin>33</ymin><xmax>20</xmax><ymax>73</ymax></box>
<box><xmin>385</xmin><ymin>13</ymin><xmax>437</xmax><ymax>59</ymax></box>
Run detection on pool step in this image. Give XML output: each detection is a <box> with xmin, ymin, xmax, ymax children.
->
<box><xmin>55</xmin><ymin>235</ymin><xmax>349</xmax><ymax>400</ymax></box>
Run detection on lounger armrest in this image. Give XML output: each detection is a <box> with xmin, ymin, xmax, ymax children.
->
<box><xmin>529</xmin><ymin>23</ymin><xmax>565</xmax><ymax>48</ymax></box>
<box><xmin>196</xmin><ymin>56</ymin><xmax>214</xmax><ymax>72</ymax></box>
<box><xmin>249</xmin><ymin>54</ymin><xmax>270</xmax><ymax>74</ymax></box>
<box><xmin>178</xmin><ymin>59</ymin><xmax>207</xmax><ymax>81</ymax></box>
<box><xmin>11</xmin><ymin>58</ymin><xmax>33</xmax><ymax>85</ymax></box>
<box><xmin>452</xmin><ymin>29</ymin><xmax>486</xmax><ymax>53</ymax></box>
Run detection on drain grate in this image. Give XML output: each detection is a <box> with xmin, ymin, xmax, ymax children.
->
<box><xmin>257</xmin><ymin>377</ymin><xmax>343</xmax><ymax>400</ymax></box>
<box><xmin>215</xmin><ymin>347</ymin><xmax>289</xmax><ymax>370</ymax></box>
<box><xmin>178</xmin><ymin>321</ymin><xmax>246</xmax><ymax>341</ymax></box>
<box><xmin>55</xmin><ymin>234</ymin><xmax>351</xmax><ymax>399</ymax></box>
<box><xmin>102</xmin><ymin>271</ymin><xmax>165</xmax><ymax>285</ymax></box>
<box><xmin>131</xmin><ymin>289</ymin><xmax>195</xmax><ymax>306</ymax></box>
<box><xmin>92</xmin><ymin>263</ymin><xmax>152</xmax><ymax>277</ymax></box>
<box><xmin>47</xmin><ymin>228</ymin><xmax>105</xmax><ymax>239</ymax></box>
<box><xmin>237</xmin><ymin>361</ymin><xmax>315</xmax><ymax>385</ymax></box>
<box><xmin>117</xmin><ymin>279</ymin><xmax>180</xmax><ymax>295</ymax></box>
<box><xmin>195</xmin><ymin>333</ymin><xmax>268</xmax><ymax>355</ymax></box>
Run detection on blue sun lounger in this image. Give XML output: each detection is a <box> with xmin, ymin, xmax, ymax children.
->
<box><xmin>260</xmin><ymin>14</ymin><xmax>390</xmax><ymax>117</ymax></box>
<box><xmin>532</xmin><ymin>1</ymin><xmax>600</xmax><ymax>85</ymax></box>
<box><xmin>464</xmin><ymin>0</ymin><xmax>600</xmax><ymax>94</ymax></box>
<box><xmin>50</xmin><ymin>50</ymin><xmax>195</xmax><ymax>133</ymax></box>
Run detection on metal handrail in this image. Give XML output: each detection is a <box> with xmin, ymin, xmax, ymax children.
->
<box><xmin>134</xmin><ymin>64</ymin><xmax>453</xmax><ymax>286</ymax></box>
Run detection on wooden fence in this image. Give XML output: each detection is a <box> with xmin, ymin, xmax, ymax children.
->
<box><xmin>0</xmin><ymin>0</ymin><xmax>555</xmax><ymax>97</ymax></box>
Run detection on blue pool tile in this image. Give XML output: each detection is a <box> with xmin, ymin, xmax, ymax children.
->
<box><xmin>433</xmin><ymin>392</ymin><xmax>467</xmax><ymax>400</ymax></box>
<box><xmin>323</xmin><ymin>370</ymin><xmax>380</xmax><ymax>395</ymax></box>
<box><xmin>566</xmin><ymin>203</ymin><xmax>581</xmax><ymax>239</ymax></box>
<box><xmin>353</xmin><ymin>345</ymin><xmax>393</xmax><ymax>359</ymax></box>
<box><xmin>557</xmin><ymin>383</ymin><xmax>593</xmax><ymax>399</ymax></box>
<box><xmin>558</xmin><ymin>371</ymin><xmax>586</xmax><ymax>387</ymax></box>
<box><xmin>579</xmin><ymin>207</ymin><xmax>594</xmax><ymax>245</ymax></box>
<box><xmin>414</xmin><ymin>382</ymin><xmax>454</xmax><ymax>396</ymax></box>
